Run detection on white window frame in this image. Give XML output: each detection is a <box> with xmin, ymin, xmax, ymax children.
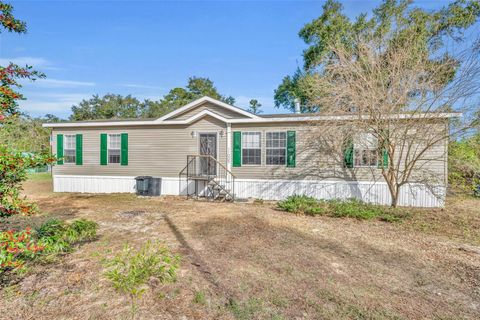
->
<box><xmin>107</xmin><ymin>133</ymin><xmax>121</xmax><ymax>164</ymax></box>
<box><xmin>265</xmin><ymin>131</ymin><xmax>287</xmax><ymax>166</ymax></box>
<box><xmin>63</xmin><ymin>134</ymin><xmax>76</xmax><ymax>164</ymax></box>
<box><xmin>241</xmin><ymin>131</ymin><xmax>262</xmax><ymax>166</ymax></box>
<box><xmin>353</xmin><ymin>132</ymin><xmax>378</xmax><ymax>168</ymax></box>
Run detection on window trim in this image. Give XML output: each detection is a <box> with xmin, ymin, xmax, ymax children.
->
<box><xmin>107</xmin><ymin>133</ymin><xmax>122</xmax><ymax>165</ymax></box>
<box><xmin>241</xmin><ymin>131</ymin><xmax>262</xmax><ymax>166</ymax></box>
<box><xmin>63</xmin><ymin>134</ymin><xmax>76</xmax><ymax>164</ymax></box>
<box><xmin>353</xmin><ymin>133</ymin><xmax>379</xmax><ymax>168</ymax></box>
<box><xmin>265</xmin><ymin>131</ymin><xmax>287</xmax><ymax>166</ymax></box>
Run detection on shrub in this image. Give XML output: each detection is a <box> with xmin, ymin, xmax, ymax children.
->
<box><xmin>327</xmin><ymin>199</ymin><xmax>384</xmax><ymax>220</ymax></box>
<box><xmin>278</xmin><ymin>195</ymin><xmax>406</xmax><ymax>222</ymax></box>
<box><xmin>448</xmin><ymin>134</ymin><xmax>480</xmax><ymax>196</ymax></box>
<box><xmin>193</xmin><ymin>290</ymin><xmax>206</xmax><ymax>305</ymax></box>
<box><xmin>104</xmin><ymin>241</ymin><xmax>180</xmax><ymax>318</ymax></box>
<box><xmin>0</xmin><ymin>146</ymin><xmax>55</xmax><ymax>217</ymax></box>
<box><xmin>66</xmin><ymin>219</ymin><xmax>98</xmax><ymax>243</ymax></box>
<box><xmin>36</xmin><ymin>218</ymin><xmax>98</xmax><ymax>255</ymax></box>
<box><xmin>0</xmin><ymin>228</ymin><xmax>44</xmax><ymax>273</ymax></box>
<box><xmin>277</xmin><ymin>195</ymin><xmax>321</xmax><ymax>213</ymax></box>
<box><xmin>0</xmin><ymin>218</ymin><xmax>98</xmax><ymax>275</ymax></box>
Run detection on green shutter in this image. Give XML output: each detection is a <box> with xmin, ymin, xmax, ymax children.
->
<box><xmin>121</xmin><ymin>133</ymin><xmax>128</xmax><ymax>166</ymax></box>
<box><xmin>343</xmin><ymin>138</ymin><xmax>354</xmax><ymax>168</ymax></box>
<box><xmin>233</xmin><ymin>131</ymin><xmax>242</xmax><ymax>167</ymax></box>
<box><xmin>378</xmin><ymin>145</ymin><xmax>389</xmax><ymax>169</ymax></box>
<box><xmin>100</xmin><ymin>133</ymin><xmax>107</xmax><ymax>165</ymax></box>
<box><xmin>287</xmin><ymin>131</ymin><xmax>296</xmax><ymax>167</ymax></box>
<box><xmin>56</xmin><ymin>134</ymin><xmax>64</xmax><ymax>165</ymax></box>
<box><xmin>76</xmin><ymin>134</ymin><xmax>83</xmax><ymax>165</ymax></box>
<box><xmin>382</xmin><ymin>149</ymin><xmax>389</xmax><ymax>168</ymax></box>
<box><xmin>378</xmin><ymin>131</ymin><xmax>389</xmax><ymax>169</ymax></box>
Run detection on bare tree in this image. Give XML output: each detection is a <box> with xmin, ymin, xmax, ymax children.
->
<box><xmin>300</xmin><ymin>35</ymin><xmax>480</xmax><ymax>207</ymax></box>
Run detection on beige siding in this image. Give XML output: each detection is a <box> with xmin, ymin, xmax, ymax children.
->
<box><xmin>231</xmin><ymin>121</ymin><xmax>447</xmax><ymax>184</ymax></box>
<box><xmin>52</xmin><ymin>115</ymin><xmax>447</xmax><ymax>186</ymax></box>
<box><xmin>166</xmin><ymin>102</ymin><xmax>250</xmax><ymax>120</ymax></box>
<box><xmin>52</xmin><ymin>116</ymin><xmax>227</xmax><ymax>177</ymax></box>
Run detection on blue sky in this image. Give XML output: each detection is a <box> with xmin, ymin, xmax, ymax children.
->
<box><xmin>1</xmin><ymin>0</ymin><xmax>449</xmax><ymax>118</ymax></box>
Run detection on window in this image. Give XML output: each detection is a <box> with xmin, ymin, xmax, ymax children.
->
<box><xmin>242</xmin><ymin>132</ymin><xmax>261</xmax><ymax>165</ymax></box>
<box><xmin>354</xmin><ymin>133</ymin><xmax>378</xmax><ymax>167</ymax></box>
<box><xmin>108</xmin><ymin>134</ymin><xmax>121</xmax><ymax>164</ymax></box>
<box><xmin>64</xmin><ymin>135</ymin><xmax>76</xmax><ymax>163</ymax></box>
<box><xmin>266</xmin><ymin>132</ymin><xmax>286</xmax><ymax>165</ymax></box>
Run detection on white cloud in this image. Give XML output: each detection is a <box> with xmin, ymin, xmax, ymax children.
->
<box><xmin>33</xmin><ymin>78</ymin><xmax>95</xmax><ymax>88</ymax></box>
<box><xmin>0</xmin><ymin>56</ymin><xmax>49</xmax><ymax>67</ymax></box>
<box><xmin>0</xmin><ymin>56</ymin><xmax>63</xmax><ymax>71</ymax></box>
<box><xmin>18</xmin><ymin>93</ymin><xmax>91</xmax><ymax>116</ymax></box>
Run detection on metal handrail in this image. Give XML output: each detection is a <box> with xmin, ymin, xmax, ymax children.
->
<box><xmin>185</xmin><ymin>154</ymin><xmax>237</xmax><ymax>179</ymax></box>
<box><xmin>181</xmin><ymin>154</ymin><xmax>235</xmax><ymax>201</ymax></box>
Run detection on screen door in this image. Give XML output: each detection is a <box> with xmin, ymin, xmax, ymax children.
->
<box><xmin>199</xmin><ymin>133</ymin><xmax>217</xmax><ymax>176</ymax></box>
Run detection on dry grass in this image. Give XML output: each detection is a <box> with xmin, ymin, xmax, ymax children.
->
<box><xmin>0</xmin><ymin>175</ymin><xmax>479</xmax><ymax>319</ymax></box>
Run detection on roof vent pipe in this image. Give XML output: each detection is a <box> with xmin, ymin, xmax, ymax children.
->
<box><xmin>294</xmin><ymin>98</ymin><xmax>301</xmax><ymax>114</ymax></box>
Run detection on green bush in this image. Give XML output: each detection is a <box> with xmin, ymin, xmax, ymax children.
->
<box><xmin>278</xmin><ymin>195</ymin><xmax>406</xmax><ymax>222</ymax></box>
<box><xmin>1</xmin><ymin>219</ymin><xmax>98</xmax><ymax>275</ymax></box>
<box><xmin>449</xmin><ymin>134</ymin><xmax>480</xmax><ymax>196</ymax></box>
<box><xmin>36</xmin><ymin>218</ymin><xmax>98</xmax><ymax>254</ymax></box>
<box><xmin>104</xmin><ymin>241</ymin><xmax>180</xmax><ymax>318</ymax></box>
<box><xmin>328</xmin><ymin>199</ymin><xmax>384</xmax><ymax>220</ymax></box>
<box><xmin>277</xmin><ymin>195</ymin><xmax>321</xmax><ymax>213</ymax></box>
<box><xmin>67</xmin><ymin>219</ymin><xmax>98</xmax><ymax>242</ymax></box>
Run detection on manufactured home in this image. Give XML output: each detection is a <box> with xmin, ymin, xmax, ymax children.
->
<box><xmin>43</xmin><ymin>96</ymin><xmax>453</xmax><ymax>207</ymax></box>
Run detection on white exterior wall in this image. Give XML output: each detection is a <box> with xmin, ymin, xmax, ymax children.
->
<box><xmin>53</xmin><ymin>175</ymin><xmax>445</xmax><ymax>207</ymax></box>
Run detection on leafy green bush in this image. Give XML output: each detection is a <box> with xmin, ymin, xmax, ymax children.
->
<box><xmin>1</xmin><ymin>219</ymin><xmax>98</xmax><ymax>275</ymax></box>
<box><xmin>278</xmin><ymin>195</ymin><xmax>406</xmax><ymax>222</ymax></box>
<box><xmin>277</xmin><ymin>195</ymin><xmax>321</xmax><ymax>214</ymax></box>
<box><xmin>327</xmin><ymin>199</ymin><xmax>384</xmax><ymax>220</ymax></box>
<box><xmin>66</xmin><ymin>219</ymin><xmax>98</xmax><ymax>242</ymax></box>
<box><xmin>36</xmin><ymin>218</ymin><xmax>98</xmax><ymax>254</ymax></box>
<box><xmin>449</xmin><ymin>134</ymin><xmax>480</xmax><ymax>196</ymax></box>
<box><xmin>104</xmin><ymin>241</ymin><xmax>180</xmax><ymax>318</ymax></box>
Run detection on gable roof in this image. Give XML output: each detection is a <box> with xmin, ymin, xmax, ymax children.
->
<box><xmin>42</xmin><ymin>95</ymin><xmax>461</xmax><ymax>128</ymax></box>
<box><xmin>43</xmin><ymin>96</ymin><xmax>262</xmax><ymax>128</ymax></box>
<box><xmin>159</xmin><ymin>96</ymin><xmax>261</xmax><ymax>121</ymax></box>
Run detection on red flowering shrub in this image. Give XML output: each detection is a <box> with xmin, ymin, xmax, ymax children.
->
<box><xmin>0</xmin><ymin>227</ymin><xmax>44</xmax><ymax>272</ymax></box>
<box><xmin>0</xmin><ymin>1</ymin><xmax>58</xmax><ymax>277</ymax></box>
<box><xmin>0</xmin><ymin>219</ymin><xmax>98</xmax><ymax>274</ymax></box>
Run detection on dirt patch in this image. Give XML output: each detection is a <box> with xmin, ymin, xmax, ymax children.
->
<box><xmin>0</xmin><ymin>178</ymin><xmax>479</xmax><ymax>319</ymax></box>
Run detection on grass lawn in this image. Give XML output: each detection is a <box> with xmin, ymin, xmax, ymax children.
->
<box><xmin>1</xmin><ymin>174</ymin><xmax>479</xmax><ymax>319</ymax></box>
<box><xmin>26</xmin><ymin>172</ymin><xmax>53</xmax><ymax>182</ymax></box>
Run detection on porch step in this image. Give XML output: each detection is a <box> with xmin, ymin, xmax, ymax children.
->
<box><xmin>181</xmin><ymin>154</ymin><xmax>236</xmax><ymax>202</ymax></box>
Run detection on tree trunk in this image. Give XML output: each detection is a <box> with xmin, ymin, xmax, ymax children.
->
<box><xmin>390</xmin><ymin>187</ymin><xmax>400</xmax><ymax>208</ymax></box>
<box><xmin>384</xmin><ymin>170</ymin><xmax>400</xmax><ymax>208</ymax></box>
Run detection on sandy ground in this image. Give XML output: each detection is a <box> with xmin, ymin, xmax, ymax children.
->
<box><xmin>0</xmin><ymin>176</ymin><xmax>479</xmax><ymax>320</ymax></box>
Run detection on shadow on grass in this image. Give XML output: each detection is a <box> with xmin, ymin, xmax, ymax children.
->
<box><xmin>162</xmin><ymin>213</ymin><xmax>235</xmax><ymax>303</ymax></box>
<box><xmin>184</xmin><ymin>214</ymin><xmax>472</xmax><ymax>319</ymax></box>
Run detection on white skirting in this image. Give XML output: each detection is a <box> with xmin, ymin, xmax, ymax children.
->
<box><xmin>53</xmin><ymin>175</ymin><xmax>445</xmax><ymax>207</ymax></box>
<box><xmin>234</xmin><ymin>179</ymin><xmax>445</xmax><ymax>207</ymax></box>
